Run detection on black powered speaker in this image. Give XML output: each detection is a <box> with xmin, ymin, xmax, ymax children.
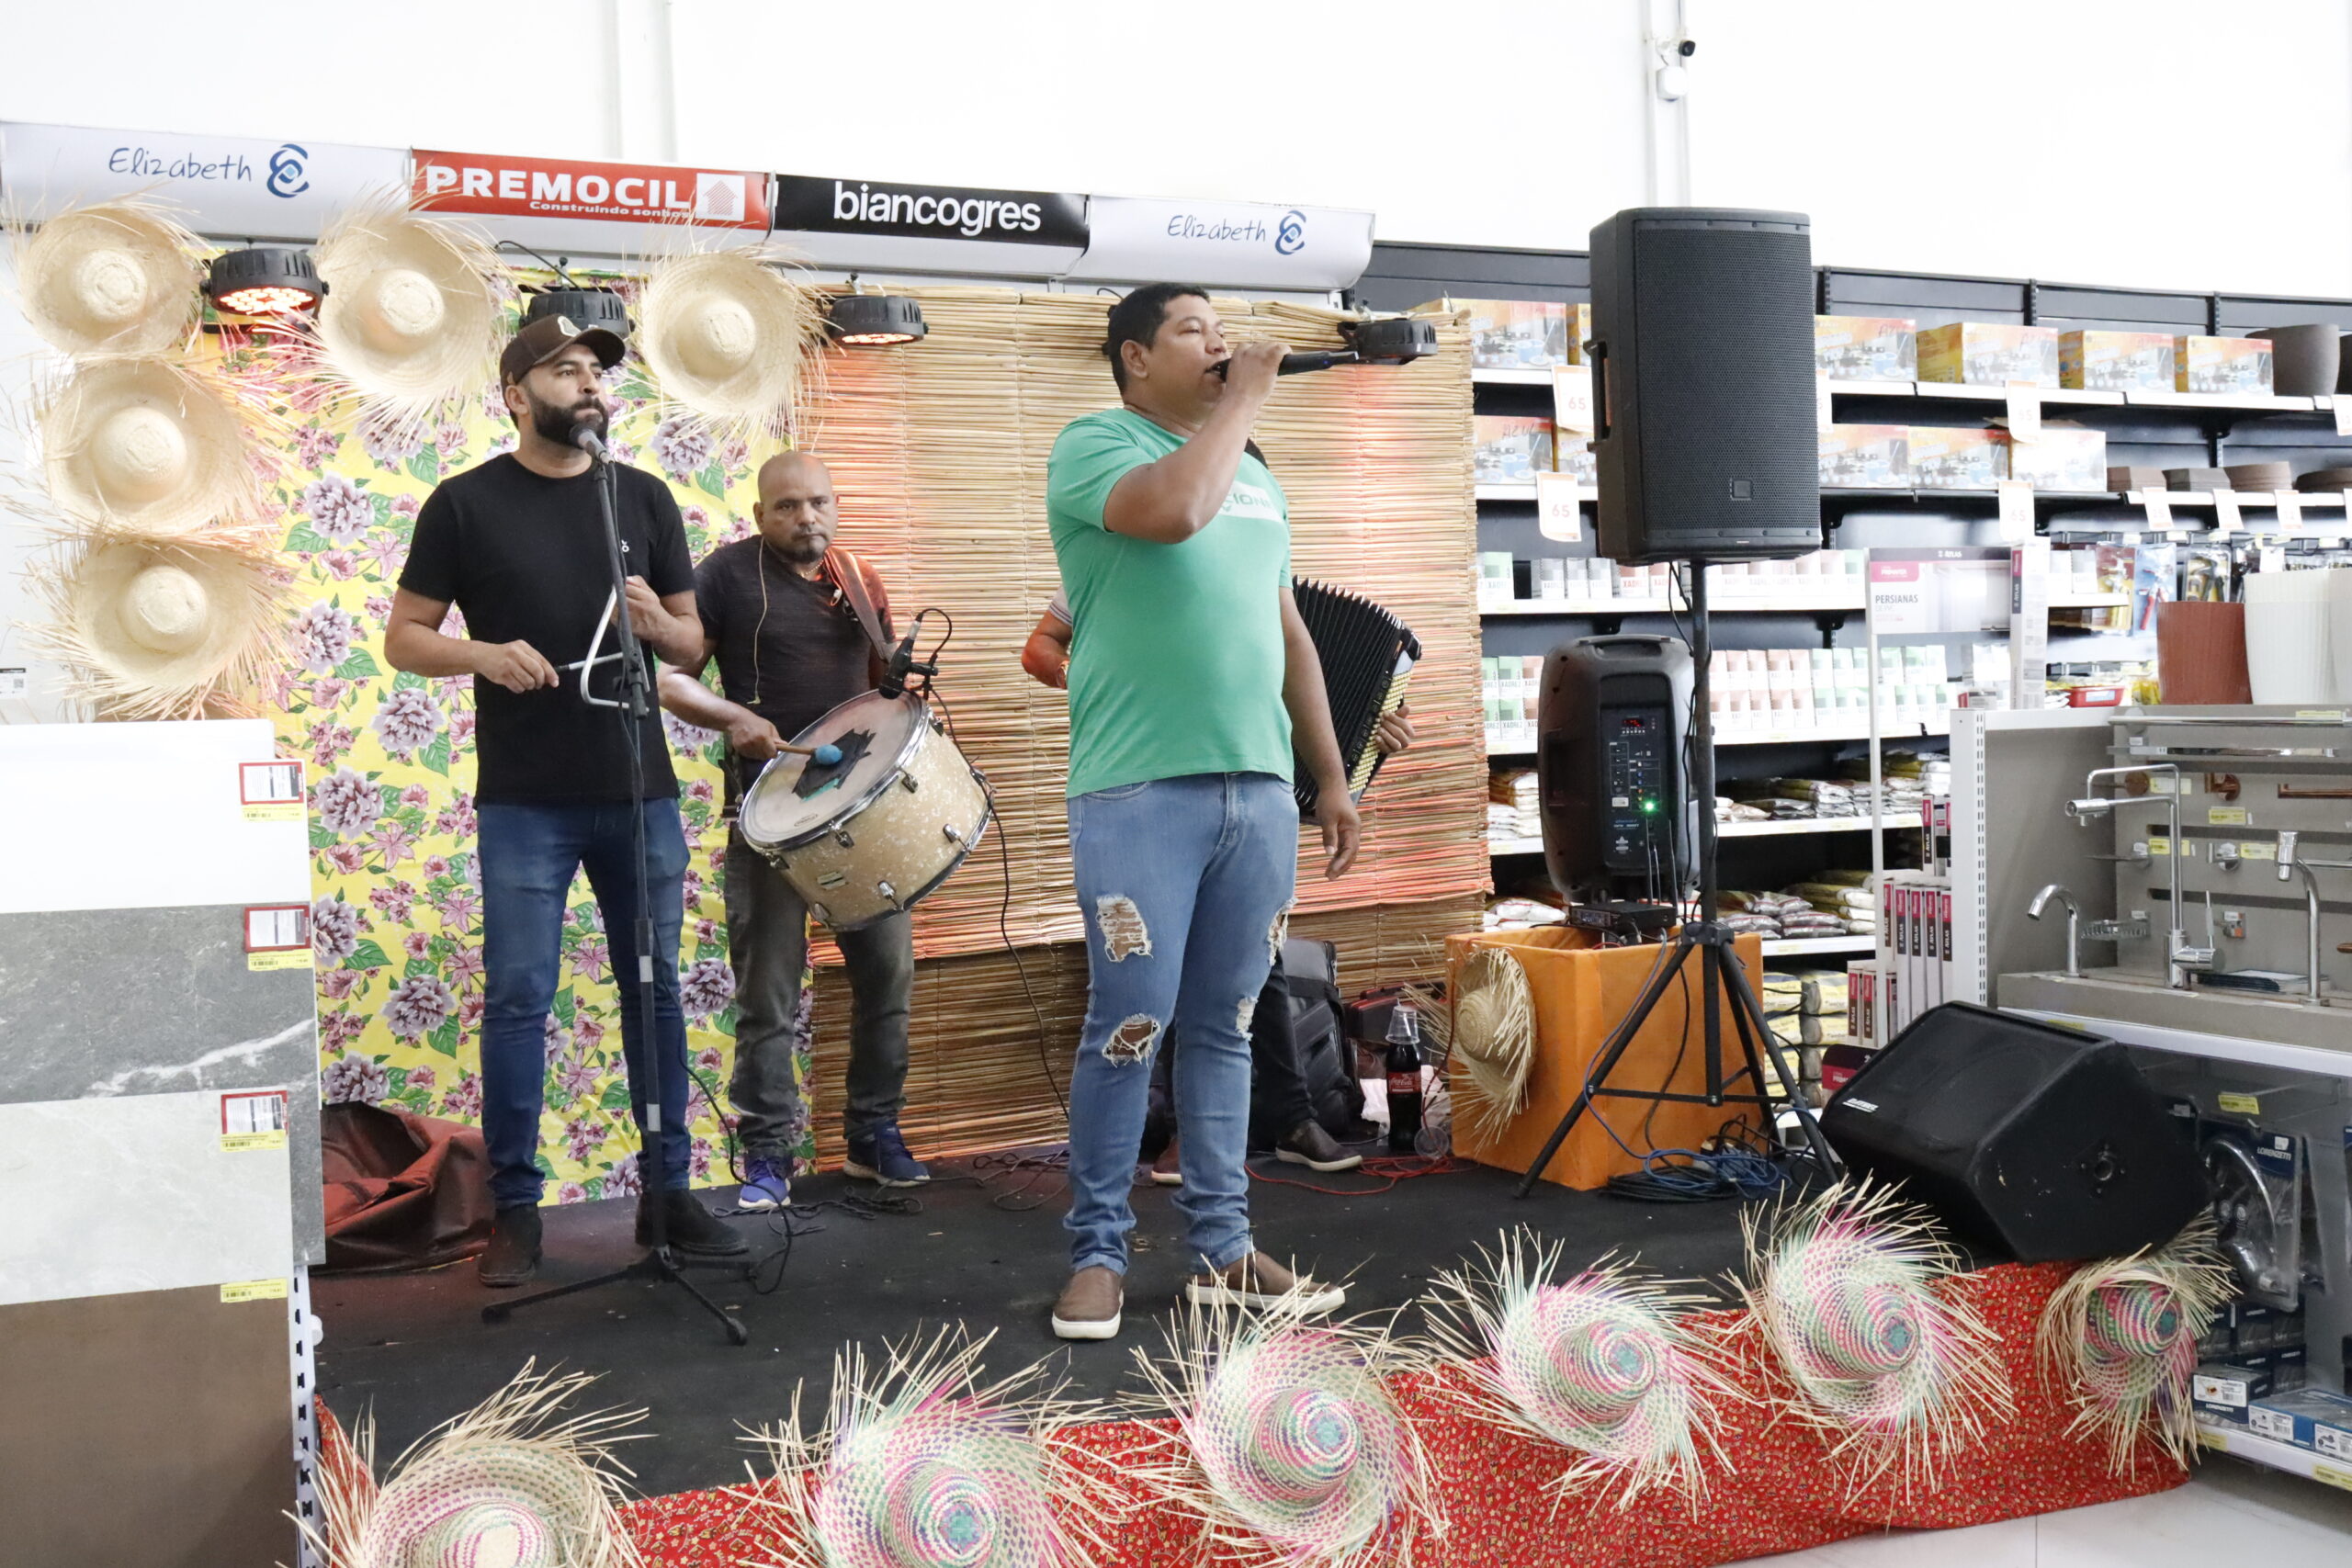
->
<box><xmin>1538</xmin><ymin>635</ymin><xmax>1691</xmax><ymax>897</ymax></box>
<box><xmin>1822</xmin><ymin>1002</ymin><xmax>2211</xmax><ymax>1263</ymax></box>
<box><xmin>1589</xmin><ymin>208</ymin><xmax>1822</xmax><ymax>564</ymax></box>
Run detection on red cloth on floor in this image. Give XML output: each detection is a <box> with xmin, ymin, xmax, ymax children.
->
<box><xmin>318</xmin><ymin>1100</ymin><xmax>494</xmax><ymax>1273</ymax></box>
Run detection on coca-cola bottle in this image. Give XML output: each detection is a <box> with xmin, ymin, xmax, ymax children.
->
<box><xmin>1385</xmin><ymin>1004</ymin><xmax>1424</xmax><ymax>1155</ymax></box>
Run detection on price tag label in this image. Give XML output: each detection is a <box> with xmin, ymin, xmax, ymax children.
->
<box><xmin>243</xmin><ymin>905</ymin><xmax>311</xmax><ymax>971</ymax></box>
<box><xmin>2275</xmin><ymin>491</ymin><xmax>2303</xmax><ymax>531</ymax></box>
<box><xmin>220</xmin><ymin>1089</ymin><xmax>289</xmax><ymax>1152</ymax></box>
<box><xmin>2006</xmin><ymin>382</ymin><xmax>2041</xmax><ymax>444</ymax></box>
<box><xmin>2210</xmin><ymin>806</ymin><xmax>2250</xmax><ymax>826</ymax></box>
<box><xmin>239</xmin><ymin>760</ymin><xmax>304</xmax><ymax>823</ymax></box>
<box><xmin>1996</xmin><ymin>479</ymin><xmax>2034</xmax><ymax>543</ymax></box>
<box><xmin>2141</xmin><ymin>490</ymin><xmax>2173</xmax><ymax>532</ymax></box>
<box><xmin>220</xmin><ymin>1279</ymin><xmax>290</xmax><ymax>1304</ymax></box>
<box><xmin>2261</xmin><ymin>545</ymin><xmax>2288</xmax><ymax>574</ymax></box>
<box><xmin>1533</xmin><ymin>471</ymin><xmax>1584</xmax><ymax>542</ymax></box>
<box><xmin>0</xmin><ymin>667</ymin><xmax>25</xmax><ymax>701</ymax></box>
<box><xmin>2211</xmin><ymin>489</ymin><xmax>2243</xmax><ymax>535</ymax></box>
<box><xmin>1551</xmin><ymin>365</ymin><xmax>1594</xmax><ymax>435</ymax></box>
<box><xmin>2147</xmin><ymin>836</ymin><xmax>2172</xmax><ymax>856</ymax></box>
<box><xmin>2238</xmin><ymin>840</ymin><xmax>2277</xmax><ymax>862</ymax></box>
<box><xmin>2217</xmin><ymin>1090</ymin><xmax>2261</xmax><ymax>1115</ymax></box>
<box><xmin>2295</xmin><ymin>708</ymin><xmax>2346</xmax><ymax>721</ymax></box>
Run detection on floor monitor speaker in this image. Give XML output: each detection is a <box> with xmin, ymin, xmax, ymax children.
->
<box><xmin>1589</xmin><ymin>208</ymin><xmax>1823</xmax><ymax>564</ymax></box>
<box><xmin>1820</xmin><ymin>1002</ymin><xmax>2210</xmax><ymax>1263</ymax></box>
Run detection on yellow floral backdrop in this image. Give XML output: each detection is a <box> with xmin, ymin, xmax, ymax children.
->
<box><xmin>246</xmin><ymin>320</ymin><xmax>799</xmax><ymax>1202</ymax></box>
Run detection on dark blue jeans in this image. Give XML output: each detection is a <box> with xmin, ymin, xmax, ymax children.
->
<box><xmin>479</xmin><ymin>798</ymin><xmax>692</xmax><ymax>1208</ymax></box>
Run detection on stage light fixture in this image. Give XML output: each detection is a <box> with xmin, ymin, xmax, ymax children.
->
<box><xmin>827</xmin><ymin>291</ymin><xmax>926</xmax><ymax>346</ymax></box>
<box><xmin>1340</xmin><ymin>315</ymin><xmax>1439</xmax><ymax>364</ymax></box>
<box><xmin>204</xmin><ymin>246</ymin><xmax>324</xmax><ymax>317</ymax></box>
<box><xmin>526</xmin><ymin>287</ymin><xmax>633</xmax><ymax>340</ymax></box>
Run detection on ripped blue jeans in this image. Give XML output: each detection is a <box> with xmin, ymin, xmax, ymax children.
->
<box><xmin>1062</xmin><ymin>773</ymin><xmax>1298</xmax><ymax>1275</ymax></box>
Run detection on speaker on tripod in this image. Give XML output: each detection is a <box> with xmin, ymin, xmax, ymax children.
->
<box><xmin>1515</xmin><ymin>209</ymin><xmax>1836</xmax><ymax>1198</ymax></box>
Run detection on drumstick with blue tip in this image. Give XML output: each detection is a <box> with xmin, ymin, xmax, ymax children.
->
<box><xmin>777</xmin><ymin>740</ymin><xmax>844</xmax><ymax>765</ymax></box>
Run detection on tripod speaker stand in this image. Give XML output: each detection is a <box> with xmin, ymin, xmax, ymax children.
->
<box><xmin>1512</xmin><ymin>566</ymin><xmax>1839</xmax><ymax>1198</ymax></box>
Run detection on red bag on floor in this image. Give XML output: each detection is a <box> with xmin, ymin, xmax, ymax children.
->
<box><xmin>319</xmin><ymin>1100</ymin><xmax>494</xmax><ymax>1273</ymax></box>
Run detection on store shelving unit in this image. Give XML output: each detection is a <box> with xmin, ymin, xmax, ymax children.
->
<box><xmin>2197</xmin><ymin>1421</ymin><xmax>2352</xmax><ymax>1491</ymax></box>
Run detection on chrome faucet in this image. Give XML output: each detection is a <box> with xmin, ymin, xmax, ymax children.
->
<box><xmin>2028</xmin><ymin>882</ymin><xmax>2147</xmax><ymax>977</ymax></box>
<box><xmin>2068</xmin><ymin>763</ymin><xmax>2212</xmax><ymax>988</ymax></box>
<box><xmin>2276</xmin><ymin>830</ymin><xmax>2352</xmax><ymax>1003</ymax></box>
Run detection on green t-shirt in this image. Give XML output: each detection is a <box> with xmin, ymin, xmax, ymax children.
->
<box><xmin>1046</xmin><ymin>408</ymin><xmax>1293</xmax><ymax>798</ymax></box>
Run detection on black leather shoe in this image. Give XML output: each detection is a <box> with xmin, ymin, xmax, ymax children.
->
<box><xmin>1275</xmin><ymin>1119</ymin><xmax>1364</xmax><ymax>1173</ymax></box>
<box><xmin>478</xmin><ymin>1203</ymin><xmax>543</xmax><ymax>1288</ymax></box>
<box><xmin>637</xmin><ymin>1189</ymin><xmax>750</xmax><ymax>1258</ymax></box>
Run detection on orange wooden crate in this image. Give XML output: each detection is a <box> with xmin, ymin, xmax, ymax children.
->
<box><xmin>1446</xmin><ymin>927</ymin><xmax>1770</xmax><ymax>1190</ymax></box>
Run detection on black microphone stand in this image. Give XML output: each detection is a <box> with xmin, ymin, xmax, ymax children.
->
<box><xmin>483</xmin><ymin>430</ymin><xmax>748</xmax><ymax>1346</ymax></box>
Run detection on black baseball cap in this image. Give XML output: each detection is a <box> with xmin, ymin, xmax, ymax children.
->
<box><xmin>500</xmin><ymin>314</ymin><xmax>626</xmax><ymax>385</ymax></box>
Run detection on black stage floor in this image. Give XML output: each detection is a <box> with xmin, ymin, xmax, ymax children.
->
<box><xmin>315</xmin><ymin>1151</ymin><xmax>1768</xmax><ymax>1498</ymax></box>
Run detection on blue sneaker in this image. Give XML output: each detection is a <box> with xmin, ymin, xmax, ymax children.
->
<box><xmin>844</xmin><ymin>1124</ymin><xmax>929</xmax><ymax>1187</ymax></box>
<box><xmin>738</xmin><ymin>1156</ymin><xmax>792</xmax><ymax>1211</ymax></box>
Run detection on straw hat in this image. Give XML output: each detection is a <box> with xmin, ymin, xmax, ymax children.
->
<box><xmin>306</xmin><ymin>1364</ymin><xmax>642</xmax><ymax>1568</ymax></box>
<box><xmin>312</xmin><ymin>200</ymin><xmax>506</xmax><ymax>434</ymax></box>
<box><xmin>1422</xmin><ymin>1232</ymin><xmax>1730</xmax><ymax>1506</ymax></box>
<box><xmin>1449</xmin><ymin>946</ymin><xmax>1533</xmax><ymax>1139</ymax></box>
<box><xmin>15</xmin><ymin>199</ymin><xmax>202</xmax><ymax>356</ymax></box>
<box><xmin>36</xmin><ymin>355</ymin><xmax>262</xmax><ymax>534</ymax></box>
<box><xmin>2036</xmin><ymin>1215</ymin><xmax>2233</xmax><ymax>1472</ymax></box>
<box><xmin>28</xmin><ymin>529</ymin><xmax>286</xmax><ymax>719</ymax></box>
<box><xmin>636</xmin><ymin>248</ymin><xmax>820</xmax><ymax>438</ymax></box>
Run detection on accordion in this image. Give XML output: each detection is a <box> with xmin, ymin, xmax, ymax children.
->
<box><xmin>1292</xmin><ymin>577</ymin><xmax>1421</xmax><ymax>818</ymax></box>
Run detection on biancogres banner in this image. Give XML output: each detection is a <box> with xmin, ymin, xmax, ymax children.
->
<box><xmin>772</xmin><ymin>175</ymin><xmax>1087</xmax><ymax>248</ymax></box>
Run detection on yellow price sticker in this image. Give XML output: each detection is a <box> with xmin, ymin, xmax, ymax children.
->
<box><xmin>2147</xmin><ymin>837</ymin><xmax>2171</xmax><ymax>856</ymax></box>
<box><xmin>2198</xmin><ymin>1427</ymin><xmax>2227</xmax><ymax>1450</ymax></box>
<box><xmin>2316</xmin><ymin>1462</ymin><xmax>2352</xmax><ymax>1493</ymax></box>
<box><xmin>220</xmin><ymin>1279</ymin><xmax>288</xmax><ymax>1303</ymax></box>
<box><xmin>2209</xmin><ymin>807</ymin><xmax>2250</xmax><ymax>826</ymax></box>
<box><xmin>2294</xmin><ymin>710</ymin><xmax>2346</xmax><ymax>723</ymax></box>
<box><xmin>247</xmin><ymin>949</ymin><xmax>313</xmax><ymax>972</ymax></box>
<box><xmin>220</xmin><ymin>1130</ymin><xmax>288</xmax><ymax>1153</ymax></box>
<box><xmin>2239</xmin><ymin>841</ymin><xmax>2277</xmax><ymax>862</ymax></box>
<box><xmin>2218</xmin><ymin>1091</ymin><xmax>2261</xmax><ymax>1115</ymax></box>
<box><xmin>240</xmin><ymin>802</ymin><xmax>303</xmax><ymax>823</ymax></box>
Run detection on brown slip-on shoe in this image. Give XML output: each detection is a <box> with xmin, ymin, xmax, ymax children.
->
<box><xmin>1183</xmin><ymin>1250</ymin><xmax>1346</xmax><ymax>1316</ymax></box>
<box><xmin>1051</xmin><ymin>1265</ymin><xmax>1125</xmax><ymax>1340</ymax></box>
<box><xmin>1273</xmin><ymin>1119</ymin><xmax>1363</xmax><ymax>1173</ymax></box>
<box><xmin>1150</xmin><ymin>1139</ymin><xmax>1183</xmax><ymax>1187</ymax></box>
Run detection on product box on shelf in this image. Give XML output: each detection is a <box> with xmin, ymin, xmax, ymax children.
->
<box><xmin>2060</xmin><ymin>330</ymin><xmax>2176</xmax><ymax>391</ymax></box>
<box><xmin>2175</xmin><ymin>335</ymin><xmax>2275</xmax><ymax>394</ymax></box>
<box><xmin>2194</xmin><ymin>1362</ymin><xmax>2275</xmax><ymax>1426</ymax></box>
<box><xmin>1429</xmin><ymin>299</ymin><xmax>1589</xmax><ymax>369</ymax></box>
<box><xmin>2247</xmin><ymin>1389</ymin><xmax>2352</xmax><ymax>1458</ymax></box>
<box><xmin>1555</xmin><ymin>434</ymin><xmax>1597</xmax><ymax>484</ymax></box>
<box><xmin>1909</xmin><ymin>425</ymin><xmax>2007</xmax><ymax>489</ymax></box>
<box><xmin>2005</xmin><ymin>427</ymin><xmax>2109</xmax><ymax>491</ymax></box>
<box><xmin>1917</xmin><ymin>321</ymin><xmax>2061</xmax><ymax>388</ymax></box>
<box><xmin>1819</xmin><ymin>424</ymin><xmax>1910</xmax><ymax>488</ymax></box>
<box><xmin>1815</xmin><ymin>315</ymin><xmax>1917</xmax><ymax>381</ymax></box>
<box><xmin>1473</xmin><ymin>415</ymin><xmax>1555</xmax><ymax>483</ymax></box>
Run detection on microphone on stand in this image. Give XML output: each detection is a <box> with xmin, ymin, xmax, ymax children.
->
<box><xmin>571</xmin><ymin>423</ymin><xmax>609</xmax><ymax>460</ymax></box>
<box><xmin>1212</xmin><ymin>351</ymin><xmax>1362</xmax><ymax>379</ymax></box>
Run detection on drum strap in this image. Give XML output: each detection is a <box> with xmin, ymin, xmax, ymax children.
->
<box><xmin>823</xmin><ymin>547</ymin><xmax>893</xmax><ymax>661</ymax></box>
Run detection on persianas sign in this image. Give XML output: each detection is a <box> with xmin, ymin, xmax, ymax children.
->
<box><xmin>412</xmin><ymin>150</ymin><xmax>772</xmax><ymax>230</ymax></box>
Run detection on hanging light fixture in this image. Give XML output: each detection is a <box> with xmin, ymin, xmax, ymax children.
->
<box><xmin>826</xmin><ymin>291</ymin><xmax>925</xmax><ymax>346</ymax></box>
<box><xmin>204</xmin><ymin>246</ymin><xmax>325</xmax><ymax>317</ymax></box>
<box><xmin>526</xmin><ymin>287</ymin><xmax>633</xmax><ymax>340</ymax></box>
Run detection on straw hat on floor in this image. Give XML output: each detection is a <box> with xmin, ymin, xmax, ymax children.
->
<box><xmin>311</xmin><ymin>199</ymin><xmax>506</xmax><ymax>433</ymax></box>
<box><xmin>636</xmin><ymin>247</ymin><xmax>821</xmax><ymax>440</ymax></box>
<box><xmin>36</xmin><ymin>355</ymin><xmax>264</xmax><ymax>533</ymax></box>
<box><xmin>14</xmin><ymin>198</ymin><xmax>203</xmax><ymax>357</ymax></box>
<box><xmin>28</xmin><ymin>527</ymin><xmax>286</xmax><ymax>719</ymax></box>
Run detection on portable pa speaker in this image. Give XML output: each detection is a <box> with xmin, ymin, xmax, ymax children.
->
<box><xmin>1589</xmin><ymin>208</ymin><xmax>1823</xmax><ymax>564</ymax></box>
<box><xmin>1821</xmin><ymin>1002</ymin><xmax>2210</xmax><ymax>1263</ymax></box>
<box><xmin>1537</xmin><ymin>635</ymin><xmax>1691</xmax><ymax>896</ymax></box>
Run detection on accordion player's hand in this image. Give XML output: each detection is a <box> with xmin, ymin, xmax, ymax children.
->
<box><xmin>1315</xmin><ymin>792</ymin><xmax>1362</xmax><ymax>879</ymax></box>
<box><xmin>1374</xmin><ymin>704</ymin><xmax>1416</xmax><ymax>756</ymax></box>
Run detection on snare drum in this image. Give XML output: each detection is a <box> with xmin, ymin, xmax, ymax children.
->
<box><xmin>737</xmin><ymin>691</ymin><xmax>991</xmax><ymax>931</ymax></box>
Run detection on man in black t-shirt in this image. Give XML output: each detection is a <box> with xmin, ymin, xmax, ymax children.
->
<box><xmin>389</xmin><ymin>315</ymin><xmax>749</xmax><ymax>1286</ymax></box>
<box><xmin>659</xmin><ymin>452</ymin><xmax>929</xmax><ymax>1211</ymax></box>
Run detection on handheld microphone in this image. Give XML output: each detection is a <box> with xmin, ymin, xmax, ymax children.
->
<box><xmin>571</xmin><ymin>423</ymin><xmax>608</xmax><ymax>459</ymax></box>
<box><xmin>1212</xmin><ymin>351</ymin><xmax>1362</xmax><ymax>380</ymax></box>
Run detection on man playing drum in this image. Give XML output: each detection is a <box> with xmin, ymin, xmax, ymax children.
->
<box><xmin>1044</xmin><ymin>284</ymin><xmax>1360</xmax><ymax>1341</ymax></box>
<box><xmin>659</xmin><ymin>452</ymin><xmax>930</xmax><ymax>1210</ymax></box>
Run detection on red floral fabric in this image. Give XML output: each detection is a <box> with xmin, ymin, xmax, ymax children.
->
<box><xmin>325</xmin><ymin>1262</ymin><xmax>2184</xmax><ymax>1568</ymax></box>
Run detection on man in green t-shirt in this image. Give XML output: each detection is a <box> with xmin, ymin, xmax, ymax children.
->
<box><xmin>1044</xmin><ymin>283</ymin><xmax>1359</xmax><ymax>1340</ymax></box>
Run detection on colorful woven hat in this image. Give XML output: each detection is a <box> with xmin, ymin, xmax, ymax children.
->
<box><xmin>758</xmin><ymin>1327</ymin><xmax>1103</xmax><ymax>1568</ymax></box>
<box><xmin>2037</xmin><ymin>1214</ymin><xmax>2234</xmax><ymax>1472</ymax></box>
<box><xmin>13</xmin><ymin>198</ymin><xmax>203</xmax><ymax>356</ymax></box>
<box><xmin>1133</xmin><ymin>1292</ymin><xmax>1440</xmax><ymax>1568</ymax></box>
<box><xmin>636</xmin><ymin>247</ymin><xmax>821</xmax><ymax>442</ymax></box>
<box><xmin>1447</xmin><ymin>946</ymin><xmax>1534</xmax><ymax>1140</ymax></box>
<box><xmin>35</xmin><ymin>355</ymin><xmax>268</xmax><ymax>534</ymax></box>
<box><xmin>27</xmin><ymin>525</ymin><xmax>287</xmax><ymax>719</ymax></box>
<box><xmin>311</xmin><ymin>198</ymin><xmax>507</xmax><ymax>435</ymax></box>
<box><xmin>1422</xmin><ymin>1230</ymin><xmax>1731</xmax><ymax>1506</ymax></box>
<box><xmin>1737</xmin><ymin>1179</ymin><xmax>2012</xmax><ymax>1494</ymax></box>
<box><xmin>305</xmin><ymin>1362</ymin><xmax>644</xmax><ymax>1568</ymax></box>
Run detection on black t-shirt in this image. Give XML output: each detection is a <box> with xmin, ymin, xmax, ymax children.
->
<box><xmin>695</xmin><ymin>538</ymin><xmax>891</xmax><ymax>807</ymax></box>
<box><xmin>401</xmin><ymin>454</ymin><xmax>694</xmax><ymax>804</ymax></box>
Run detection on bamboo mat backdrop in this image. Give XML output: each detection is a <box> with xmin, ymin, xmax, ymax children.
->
<box><xmin>794</xmin><ymin>288</ymin><xmax>1486</xmax><ymax>1162</ymax></box>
